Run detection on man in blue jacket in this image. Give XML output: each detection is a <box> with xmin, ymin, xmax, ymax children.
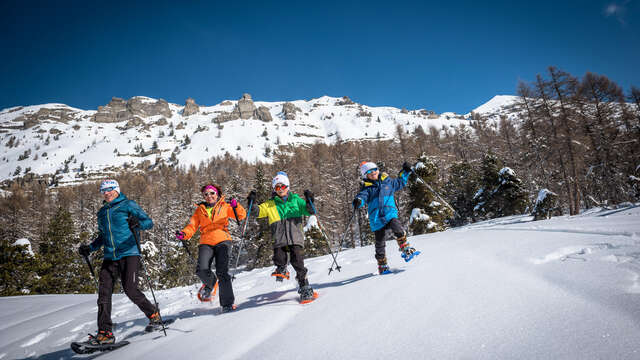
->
<box><xmin>353</xmin><ymin>162</ymin><xmax>420</xmax><ymax>274</ymax></box>
<box><xmin>79</xmin><ymin>179</ymin><xmax>159</xmax><ymax>345</ymax></box>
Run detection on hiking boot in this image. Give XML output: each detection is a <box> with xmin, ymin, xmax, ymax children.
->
<box><xmin>271</xmin><ymin>267</ymin><xmax>290</xmax><ymax>282</ymax></box>
<box><xmin>395</xmin><ymin>232</ymin><xmax>408</xmax><ymax>247</ymax></box>
<box><xmin>378</xmin><ymin>264</ymin><xmax>391</xmax><ymax>275</ymax></box>
<box><xmin>298</xmin><ymin>285</ymin><xmax>315</xmax><ymax>302</ymax></box>
<box><xmin>399</xmin><ymin>242</ymin><xmax>419</xmax><ymax>262</ymax></box>
<box><xmin>87</xmin><ymin>330</ymin><xmax>115</xmax><ymax>345</ymax></box>
<box><xmin>148</xmin><ymin>311</ymin><xmax>162</xmax><ymax>326</ymax></box>
<box><xmin>376</xmin><ymin>256</ymin><xmax>391</xmax><ymax>274</ymax></box>
<box><xmin>220</xmin><ymin>304</ymin><xmax>237</xmax><ymax>313</ymax></box>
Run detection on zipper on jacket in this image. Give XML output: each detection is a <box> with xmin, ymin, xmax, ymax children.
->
<box><xmin>107</xmin><ymin>207</ymin><xmax>116</xmax><ymax>259</ymax></box>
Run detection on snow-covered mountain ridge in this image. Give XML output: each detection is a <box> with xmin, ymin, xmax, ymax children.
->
<box><xmin>0</xmin><ymin>94</ymin><xmax>519</xmax><ymax>184</ymax></box>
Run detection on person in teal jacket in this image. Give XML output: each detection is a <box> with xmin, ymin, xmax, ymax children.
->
<box><xmin>353</xmin><ymin>162</ymin><xmax>420</xmax><ymax>274</ymax></box>
<box><xmin>78</xmin><ymin>179</ymin><xmax>160</xmax><ymax>345</ymax></box>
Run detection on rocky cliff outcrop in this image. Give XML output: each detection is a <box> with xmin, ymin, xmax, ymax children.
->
<box><xmin>15</xmin><ymin>108</ymin><xmax>76</xmax><ymax>129</ymax></box>
<box><xmin>92</xmin><ymin>97</ymin><xmax>172</xmax><ymax>123</ymax></box>
<box><xmin>127</xmin><ymin>97</ymin><xmax>172</xmax><ymax>118</ymax></box>
<box><xmin>183</xmin><ymin>98</ymin><xmax>199</xmax><ymax>116</ymax></box>
<box><xmin>335</xmin><ymin>96</ymin><xmax>355</xmax><ymax>106</ymax></box>
<box><xmin>214</xmin><ymin>93</ymin><xmax>272</xmax><ymax>122</ymax></box>
<box><xmin>237</xmin><ymin>93</ymin><xmax>257</xmax><ymax>119</ymax></box>
<box><xmin>282</xmin><ymin>102</ymin><xmax>301</xmax><ymax>120</ymax></box>
<box><xmin>256</xmin><ymin>106</ymin><xmax>273</xmax><ymax>122</ymax></box>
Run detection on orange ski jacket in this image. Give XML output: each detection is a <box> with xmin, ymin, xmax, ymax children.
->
<box><xmin>181</xmin><ymin>195</ymin><xmax>246</xmax><ymax>247</ymax></box>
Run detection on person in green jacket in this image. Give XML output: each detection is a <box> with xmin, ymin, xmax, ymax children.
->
<box><xmin>247</xmin><ymin>171</ymin><xmax>317</xmax><ymax>302</ymax></box>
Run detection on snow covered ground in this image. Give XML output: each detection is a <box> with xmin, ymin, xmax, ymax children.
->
<box><xmin>2</xmin><ymin>205</ymin><xmax>640</xmax><ymax>359</ymax></box>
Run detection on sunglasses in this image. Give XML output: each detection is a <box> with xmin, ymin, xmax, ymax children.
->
<box><xmin>365</xmin><ymin>168</ymin><xmax>378</xmax><ymax>175</ymax></box>
<box><xmin>101</xmin><ymin>187</ymin><xmax>116</xmax><ymax>194</ymax></box>
<box><xmin>274</xmin><ymin>184</ymin><xmax>288</xmax><ymax>191</ymax></box>
<box><xmin>203</xmin><ymin>191</ymin><xmax>218</xmax><ymax>197</ymax></box>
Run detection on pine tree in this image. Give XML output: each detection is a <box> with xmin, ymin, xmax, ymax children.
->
<box><xmin>531</xmin><ymin>189</ymin><xmax>561</xmax><ymax>221</ymax></box>
<box><xmin>472</xmin><ymin>151</ymin><xmax>503</xmax><ymax>220</ymax></box>
<box><xmin>35</xmin><ymin>207</ymin><xmax>92</xmax><ymax>294</ymax></box>
<box><xmin>0</xmin><ymin>238</ymin><xmax>38</xmax><ymax>296</ymax></box>
<box><xmin>303</xmin><ymin>216</ymin><xmax>326</xmax><ymax>258</ymax></box>
<box><xmin>445</xmin><ymin>160</ymin><xmax>480</xmax><ymax>226</ymax></box>
<box><xmin>407</xmin><ymin>154</ymin><xmax>453</xmax><ymax>234</ymax></box>
<box><xmin>493</xmin><ymin>167</ymin><xmax>530</xmax><ymax>216</ymax></box>
<box><xmin>245</xmin><ymin>166</ymin><xmax>273</xmax><ymax>270</ymax></box>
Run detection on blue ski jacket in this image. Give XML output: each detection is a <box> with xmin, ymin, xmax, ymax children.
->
<box><xmin>89</xmin><ymin>193</ymin><xmax>153</xmax><ymax>260</ymax></box>
<box><xmin>355</xmin><ymin>171</ymin><xmax>410</xmax><ymax>232</ymax></box>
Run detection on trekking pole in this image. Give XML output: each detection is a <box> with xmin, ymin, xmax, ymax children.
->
<box><xmin>328</xmin><ymin>209</ymin><xmax>357</xmax><ymax>274</ymax></box>
<box><xmin>130</xmin><ymin>224</ymin><xmax>167</xmax><ymax>337</ymax></box>
<box><xmin>82</xmin><ymin>253</ymin><xmax>99</xmax><ymax>292</ymax></box>
<box><xmin>306</xmin><ymin>198</ymin><xmax>343</xmax><ymax>274</ymax></box>
<box><xmin>231</xmin><ymin>197</ymin><xmax>253</xmax><ymax>281</ymax></box>
<box><xmin>230</xmin><ymin>200</ymin><xmax>242</xmax><ymax>227</ymax></box>
<box><xmin>410</xmin><ymin>168</ymin><xmax>459</xmax><ymax>217</ymax></box>
<box><xmin>180</xmin><ymin>239</ymin><xmax>197</xmax><ymax>266</ymax></box>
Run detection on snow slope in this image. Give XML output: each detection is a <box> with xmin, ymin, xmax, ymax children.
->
<box><xmin>2</xmin><ymin>205</ymin><xmax>640</xmax><ymax>359</ymax></box>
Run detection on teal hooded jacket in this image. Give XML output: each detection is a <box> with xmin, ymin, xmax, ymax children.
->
<box><xmin>89</xmin><ymin>193</ymin><xmax>153</xmax><ymax>260</ymax></box>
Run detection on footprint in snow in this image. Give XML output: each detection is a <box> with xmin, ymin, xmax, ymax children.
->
<box><xmin>71</xmin><ymin>321</ymin><xmax>93</xmax><ymax>332</ymax></box>
<box><xmin>20</xmin><ymin>331</ymin><xmax>50</xmax><ymax>347</ymax></box>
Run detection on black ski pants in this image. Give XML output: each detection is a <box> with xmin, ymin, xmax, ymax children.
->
<box><xmin>97</xmin><ymin>256</ymin><xmax>156</xmax><ymax>332</ymax></box>
<box><xmin>273</xmin><ymin>244</ymin><xmax>308</xmax><ymax>286</ymax></box>
<box><xmin>196</xmin><ymin>242</ymin><xmax>234</xmax><ymax>307</ymax></box>
<box><xmin>374</xmin><ymin>218</ymin><xmax>406</xmax><ymax>264</ymax></box>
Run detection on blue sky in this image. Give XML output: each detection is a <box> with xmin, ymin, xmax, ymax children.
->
<box><xmin>1</xmin><ymin>1</ymin><xmax>638</xmax><ymax>114</ymax></box>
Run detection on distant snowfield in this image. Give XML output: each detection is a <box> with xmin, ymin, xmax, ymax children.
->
<box><xmin>0</xmin><ymin>95</ymin><xmax>517</xmax><ymax>183</ymax></box>
<box><xmin>2</xmin><ymin>205</ymin><xmax>640</xmax><ymax>359</ymax></box>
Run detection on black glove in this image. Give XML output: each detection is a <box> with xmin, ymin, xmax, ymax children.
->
<box><xmin>352</xmin><ymin>198</ymin><xmax>362</xmax><ymax>208</ymax></box>
<box><xmin>247</xmin><ymin>190</ymin><xmax>257</xmax><ymax>203</ymax></box>
<box><xmin>402</xmin><ymin>161</ymin><xmax>412</xmax><ymax>173</ymax></box>
<box><xmin>175</xmin><ymin>230</ymin><xmax>186</xmax><ymax>241</ymax></box>
<box><xmin>303</xmin><ymin>189</ymin><xmax>314</xmax><ymax>204</ymax></box>
<box><xmin>127</xmin><ymin>216</ymin><xmax>140</xmax><ymax>230</ymax></box>
<box><xmin>79</xmin><ymin>244</ymin><xmax>91</xmax><ymax>257</ymax></box>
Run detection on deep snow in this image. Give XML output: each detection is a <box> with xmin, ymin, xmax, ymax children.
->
<box><xmin>1</xmin><ymin>205</ymin><xmax>640</xmax><ymax>359</ymax></box>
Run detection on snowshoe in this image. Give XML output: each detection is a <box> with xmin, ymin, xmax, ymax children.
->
<box><xmin>197</xmin><ymin>281</ymin><xmax>218</xmax><ymax>302</ymax></box>
<box><xmin>71</xmin><ymin>340</ymin><xmax>129</xmax><ymax>354</ymax></box>
<box><xmin>145</xmin><ymin>316</ymin><xmax>175</xmax><ymax>332</ymax></box>
<box><xmin>378</xmin><ymin>264</ymin><xmax>392</xmax><ymax>275</ymax></box>
<box><xmin>71</xmin><ymin>331</ymin><xmax>127</xmax><ymax>354</ymax></box>
<box><xmin>271</xmin><ymin>267</ymin><xmax>290</xmax><ymax>282</ymax></box>
<box><xmin>400</xmin><ymin>243</ymin><xmax>420</xmax><ymax>262</ymax></box>
<box><xmin>298</xmin><ymin>285</ymin><xmax>318</xmax><ymax>304</ymax></box>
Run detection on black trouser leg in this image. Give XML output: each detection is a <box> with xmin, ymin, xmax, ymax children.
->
<box><xmin>213</xmin><ymin>242</ymin><xmax>234</xmax><ymax>307</ymax></box>
<box><xmin>387</xmin><ymin>218</ymin><xmax>406</xmax><ymax>245</ymax></box>
<box><xmin>119</xmin><ymin>256</ymin><xmax>156</xmax><ymax>318</ymax></box>
<box><xmin>374</xmin><ymin>219</ymin><xmax>406</xmax><ymax>264</ymax></box>
<box><xmin>288</xmin><ymin>245</ymin><xmax>308</xmax><ymax>285</ymax></box>
<box><xmin>374</xmin><ymin>226</ymin><xmax>388</xmax><ymax>265</ymax></box>
<box><xmin>97</xmin><ymin>260</ymin><xmax>116</xmax><ymax>332</ymax></box>
<box><xmin>272</xmin><ymin>246</ymin><xmax>288</xmax><ymax>269</ymax></box>
<box><xmin>196</xmin><ymin>244</ymin><xmax>217</xmax><ymax>289</ymax></box>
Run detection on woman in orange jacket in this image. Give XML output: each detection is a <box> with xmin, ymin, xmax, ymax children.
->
<box><xmin>175</xmin><ymin>183</ymin><xmax>246</xmax><ymax>312</ymax></box>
